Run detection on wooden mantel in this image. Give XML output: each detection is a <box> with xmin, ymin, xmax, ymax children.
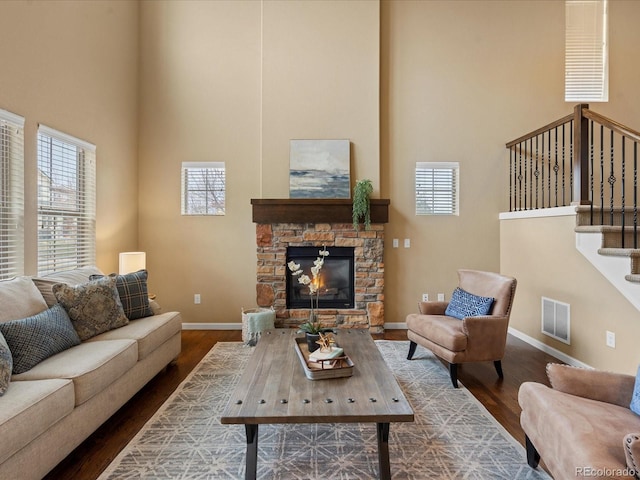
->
<box><xmin>251</xmin><ymin>198</ymin><xmax>390</xmax><ymax>224</ymax></box>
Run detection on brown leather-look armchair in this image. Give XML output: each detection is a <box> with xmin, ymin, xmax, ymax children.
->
<box><xmin>406</xmin><ymin>269</ymin><xmax>517</xmax><ymax>388</ymax></box>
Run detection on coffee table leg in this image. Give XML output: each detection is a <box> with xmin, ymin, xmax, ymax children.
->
<box><xmin>377</xmin><ymin>422</ymin><xmax>391</xmax><ymax>480</ymax></box>
<box><xmin>245</xmin><ymin>424</ymin><xmax>258</xmax><ymax>480</ymax></box>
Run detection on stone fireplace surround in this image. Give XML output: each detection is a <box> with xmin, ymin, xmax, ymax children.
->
<box><xmin>252</xmin><ymin>199</ymin><xmax>389</xmax><ymax>333</ymax></box>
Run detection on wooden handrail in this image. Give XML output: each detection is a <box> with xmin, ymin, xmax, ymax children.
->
<box><xmin>505</xmin><ymin>114</ymin><xmax>573</xmax><ymax>148</ymax></box>
<box><xmin>583</xmin><ymin>109</ymin><xmax>640</xmax><ymax>144</ymax></box>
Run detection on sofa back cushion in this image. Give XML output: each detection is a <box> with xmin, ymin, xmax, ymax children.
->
<box><xmin>32</xmin><ymin>266</ymin><xmax>104</xmax><ymax>307</ymax></box>
<box><xmin>0</xmin><ymin>277</ymin><xmax>48</xmax><ymax>323</ymax></box>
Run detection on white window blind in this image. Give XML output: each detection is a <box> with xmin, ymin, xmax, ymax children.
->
<box><xmin>37</xmin><ymin>125</ymin><xmax>96</xmax><ymax>275</ymax></box>
<box><xmin>0</xmin><ymin>109</ymin><xmax>25</xmax><ymax>280</ymax></box>
<box><xmin>181</xmin><ymin>162</ymin><xmax>226</xmax><ymax>215</ymax></box>
<box><xmin>565</xmin><ymin>0</ymin><xmax>608</xmax><ymax>102</ymax></box>
<box><xmin>416</xmin><ymin>162</ymin><xmax>459</xmax><ymax>215</ymax></box>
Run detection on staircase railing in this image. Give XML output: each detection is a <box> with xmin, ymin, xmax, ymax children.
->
<box><xmin>506</xmin><ymin>104</ymin><xmax>640</xmax><ymax>248</ymax></box>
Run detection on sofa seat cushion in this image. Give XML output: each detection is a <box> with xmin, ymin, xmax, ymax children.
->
<box><xmin>406</xmin><ymin>313</ymin><xmax>467</xmax><ymax>352</ymax></box>
<box><xmin>0</xmin><ymin>378</ymin><xmax>74</xmax><ymax>464</ymax></box>
<box><xmin>519</xmin><ymin>381</ymin><xmax>640</xmax><ymax>478</ymax></box>
<box><xmin>87</xmin><ymin>311</ymin><xmax>182</xmax><ymax>360</ymax></box>
<box><xmin>0</xmin><ymin>277</ymin><xmax>48</xmax><ymax>323</ymax></box>
<box><xmin>12</xmin><ymin>340</ymin><xmax>137</xmax><ymax>406</ymax></box>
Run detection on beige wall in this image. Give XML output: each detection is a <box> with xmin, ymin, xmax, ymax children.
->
<box><xmin>381</xmin><ymin>0</ymin><xmax>566</xmax><ymax>323</ymax></box>
<box><xmin>138</xmin><ymin>0</ymin><xmax>380</xmax><ymax>324</ymax></box>
<box><xmin>0</xmin><ymin>0</ymin><xmax>139</xmax><ymax>275</ymax></box>
<box><xmin>501</xmin><ymin>214</ymin><xmax>640</xmax><ymax>375</ymax></box>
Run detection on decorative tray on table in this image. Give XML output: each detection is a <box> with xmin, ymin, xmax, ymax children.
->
<box><xmin>293</xmin><ymin>337</ymin><xmax>354</xmax><ymax>380</ymax></box>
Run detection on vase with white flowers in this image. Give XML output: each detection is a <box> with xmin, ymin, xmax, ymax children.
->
<box><xmin>287</xmin><ymin>245</ymin><xmax>330</xmax><ymax>352</ymax></box>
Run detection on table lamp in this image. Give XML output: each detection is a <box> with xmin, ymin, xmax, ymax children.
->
<box><xmin>119</xmin><ymin>252</ymin><xmax>146</xmax><ymax>275</ymax></box>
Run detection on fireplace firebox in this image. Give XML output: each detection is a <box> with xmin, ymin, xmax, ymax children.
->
<box><xmin>286</xmin><ymin>246</ymin><xmax>355</xmax><ymax>309</ymax></box>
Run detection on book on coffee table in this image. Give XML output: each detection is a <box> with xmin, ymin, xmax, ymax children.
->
<box><xmin>309</xmin><ymin>346</ymin><xmax>344</xmax><ymax>361</ymax></box>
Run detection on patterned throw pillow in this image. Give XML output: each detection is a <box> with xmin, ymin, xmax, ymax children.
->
<box><xmin>90</xmin><ymin>270</ymin><xmax>153</xmax><ymax>320</ymax></box>
<box><xmin>0</xmin><ymin>332</ymin><xmax>12</xmax><ymax>395</ymax></box>
<box><xmin>631</xmin><ymin>366</ymin><xmax>640</xmax><ymax>415</ymax></box>
<box><xmin>0</xmin><ymin>304</ymin><xmax>81</xmax><ymax>374</ymax></box>
<box><xmin>444</xmin><ymin>287</ymin><xmax>495</xmax><ymax>320</ymax></box>
<box><xmin>53</xmin><ymin>275</ymin><xmax>129</xmax><ymax>341</ymax></box>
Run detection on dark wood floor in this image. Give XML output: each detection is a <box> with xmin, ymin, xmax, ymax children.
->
<box><xmin>45</xmin><ymin>329</ymin><xmax>556</xmax><ymax>480</ymax></box>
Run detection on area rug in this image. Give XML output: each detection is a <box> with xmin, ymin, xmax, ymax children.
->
<box><xmin>98</xmin><ymin>341</ymin><xmax>550</xmax><ymax>479</ymax></box>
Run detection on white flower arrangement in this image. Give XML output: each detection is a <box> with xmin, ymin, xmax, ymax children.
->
<box><xmin>287</xmin><ymin>246</ymin><xmax>330</xmax><ymax>330</ymax></box>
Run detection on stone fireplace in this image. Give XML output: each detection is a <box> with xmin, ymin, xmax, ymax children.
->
<box><xmin>252</xmin><ymin>199</ymin><xmax>389</xmax><ymax>333</ymax></box>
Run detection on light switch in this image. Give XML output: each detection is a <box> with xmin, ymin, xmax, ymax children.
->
<box><xmin>404</xmin><ymin>239</ymin><xmax>410</xmax><ymax>248</ymax></box>
<box><xmin>392</xmin><ymin>239</ymin><xmax>399</xmax><ymax>248</ymax></box>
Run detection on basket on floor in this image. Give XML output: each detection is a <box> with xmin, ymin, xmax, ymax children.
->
<box><xmin>241</xmin><ymin>307</ymin><xmax>275</xmax><ymax>346</ymax></box>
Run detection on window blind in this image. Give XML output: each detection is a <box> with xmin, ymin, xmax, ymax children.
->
<box><xmin>416</xmin><ymin>162</ymin><xmax>459</xmax><ymax>215</ymax></box>
<box><xmin>0</xmin><ymin>109</ymin><xmax>25</xmax><ymax>280</ymax></box>
<box><xmin>37</xmin><ymin>125</ymin><xmax>96</xmax><ymax>275</ymax></box>
<box><xmin>181</xmin><ymin>162</ymin><xmax>226</xmax><ymax>215</ymax></box>
<box><xmin>565</xmin><ymin>0</ymin><xmax>608</xmax><ymax>102</ymax></box>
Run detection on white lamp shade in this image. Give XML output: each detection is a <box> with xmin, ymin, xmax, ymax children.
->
<box><xmin>119</xmin><ymin>252</ymin><xmax>146</xmax><ymax>275</ymax></box>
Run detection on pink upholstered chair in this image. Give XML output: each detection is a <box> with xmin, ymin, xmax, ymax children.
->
<box><xmin>406</xmin><ymin>269</ymin><xmax>517</xmax><ymax>388</ymax></box>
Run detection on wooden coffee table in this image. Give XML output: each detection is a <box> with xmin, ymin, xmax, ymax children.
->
<box><xmin>220</xmin><ymin>329</ymin><xmax>414</xmax><ymax>480</ymax></box>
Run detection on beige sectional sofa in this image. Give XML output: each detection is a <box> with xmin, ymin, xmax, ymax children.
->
<box><xmin>0</xmin><ymin>267</ymin><xmax>182</xmax><ymax>480</ymax></box>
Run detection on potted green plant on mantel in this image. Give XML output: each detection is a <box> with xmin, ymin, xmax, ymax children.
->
<box><xmin>352</xmin><ymin>179</ymin><xmax>373</xmax><ymax>231</ymax></box>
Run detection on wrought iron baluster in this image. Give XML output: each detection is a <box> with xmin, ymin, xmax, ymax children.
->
<box><xmin>589</xmin><ymin>120</ymin><xmax>594</xmax><ymax>223</ymax></box>
<box><xmin>621</xmin><ymin>136</ymin><xmax>626</xmax><ymax>247</ymax></box>
<box><xmin>509</xmin><ymin>147</ymin><xmax>514</xmax><ymax>212</ymax></box>
<box><xmin>554</xmin><ymin>127</ymin><xmax>559</xmax><ymax>207</ymax></box>
<box><xmin>518</xmin><ymin>143</ymin><xmax>523</xmax><ymax>211</ymax></box>
<box><xmin>609</xmin><ymin>129</ymin><xmax>615</xmax><ymax>226</ymax></box>
<box><xmin>634</xmin><ymin>142</ymin><xmax>638</xmax><ymax>249</ymax></box>
<box><xmin>600</xmin><ymin>124</ymin><xmax>604</xmax><ymax>225</ymax></box>
<box><xmin>547</xmin><ymin>130</ymin><xmax>552</xmax><ymax>208</ymax></box>
<box><xmin>562</xmin><ymin>123</ymin><xmax>566</xmax><ymax>206</ymax></box>
<box><xmin>535</xmin><ymin>136</ymin><xmax>539</xmax><ymax>209</ymax></box>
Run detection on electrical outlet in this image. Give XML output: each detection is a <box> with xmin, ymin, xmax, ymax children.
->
<box><xmin>392</xmin><ymin>239</ymin><xmax>399</xmax><ymax>248</ymax></box>
<box><xmin>437</xmin><ymin>293</ymin><xmax>445</xmax><ymax>301</ymax></box>
<box><xmin>194</xmin><ymin>294</ymin><xmax>201</xmax><ymax>304</ymax></box>
<box><xmin>422</xmin><ymin>293</ymin><xmax>429</xmax><ymax>302</ymax></box>
<box><xmin>404</xmin><ymin>238</ymin><xmax>410</xmax><ymax>248</ymax></box>
<box><xmin>606</xmin><ymin>330</ymin><xmax>615</xmax><ymax>348</ymax></box>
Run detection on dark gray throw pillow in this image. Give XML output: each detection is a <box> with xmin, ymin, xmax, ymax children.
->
<box><xmin>90</xmin><ymin>270</ymin><xmax>153</xmax><ymax>320</ymax></box>
<box><xmin>0</xmin><ymin>304</ymin><xmax>81</xmax><ymax>374</ymax></box>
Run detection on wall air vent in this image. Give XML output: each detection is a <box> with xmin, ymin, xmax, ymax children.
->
<box><xmin>541</xmin><ymin>297</ymin><xmax>570</xmax><ymax>344</ymax></box>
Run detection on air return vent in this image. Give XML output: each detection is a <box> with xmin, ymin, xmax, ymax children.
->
<box><xmin>541</xmin><ymin>297</ymin><xmax>570</xmax><ymax>344</ymax></box>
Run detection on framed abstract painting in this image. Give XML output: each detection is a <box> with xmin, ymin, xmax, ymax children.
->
<box><xmin>289</xmin><ymin>139</ymin><xmax>351</xmax><ymax>199</ymax></box>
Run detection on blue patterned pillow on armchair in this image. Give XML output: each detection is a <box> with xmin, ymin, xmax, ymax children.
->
<box><xmin>631</xmin><ymin>365</ymin><xmax>640</xmax><ymax>415</ymax></box>
<box><xmin>444</xmin><ymin>287</ymin><xmax>495</xmax><ymax>320</ymax></box>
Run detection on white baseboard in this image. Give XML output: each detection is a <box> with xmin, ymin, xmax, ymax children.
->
<box><xmin>508</xmin><ymin>327</ymin><xmax>592</xmax><ymax>369</ymax></box>
<box><xmin>182</xmin><ymin>323</ymin><xmax>241</xmax><ymax>330</ymax></box>
<box><xmin>384</xmin><ymin>322</ymin><xmax>407</xmax><ymax>329</ymax></box>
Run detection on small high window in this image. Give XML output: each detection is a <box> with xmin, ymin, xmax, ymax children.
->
<box><xmin>565</xmin><ymin>0</ymin><xmax>608</xmax><ymax>102</ymax></box>
<box><xmin>415</xmin><ymin>162</ymin><xmax>459</xmax><ymax>216</ymax></box>
<box><xmin>181</xmin><ymin>162</ymin><xmax>226</xmax><ymax>215</ymax></box>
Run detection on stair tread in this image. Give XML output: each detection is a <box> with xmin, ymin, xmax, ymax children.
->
<box><xmin>598</xmin><ymin>248</ymin><xmax>640</xmax><ymax>257</ymax></box>
<box><xmin>625</xmin><ymin>274</ymin><xmax>640</xmax><ymax>283</ymax></box>
<box><xmin>575</xmin><ymin>225</ymin><xmax>640</xmax><ymax>232</ymax></box>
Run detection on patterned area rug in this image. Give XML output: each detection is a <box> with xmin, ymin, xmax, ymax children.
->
<box><xmin>99</xmin><ymin>341</ymin><xmax>550</xmax><ymax>479</ymax></box>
